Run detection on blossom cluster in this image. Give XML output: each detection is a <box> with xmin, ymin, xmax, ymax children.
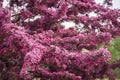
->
<box><xmin>0</xmin><ymin>0</ymin><xmax>120</xmax><ymax>80</ymax></box>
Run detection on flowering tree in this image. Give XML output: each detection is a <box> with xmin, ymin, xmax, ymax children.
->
<box><xmin>0</xmin><ymin>0</ymin><xmax>120</xmax><ymax>80</ymax></box>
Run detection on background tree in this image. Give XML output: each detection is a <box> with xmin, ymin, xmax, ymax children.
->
<box><xmin>0</xmin><ymin>0</ymin><xmax>120</xmax><ymax>80</ymax></box>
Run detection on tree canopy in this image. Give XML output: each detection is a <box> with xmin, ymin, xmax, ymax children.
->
<box><xmin>0</xmin><ymin>0</ymin><xmax>120</xmax><ymax>80</ymax></box>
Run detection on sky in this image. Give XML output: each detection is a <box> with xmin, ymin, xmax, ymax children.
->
<box><xmin>63</xmin><ymin>0</ymin><xmax>120</xmax><ymax>28</ymax></box>
<box><xmin>112</xmin><ymin>0</ymin><xmax>120</xmax><ymax>9</ymax></box>
<box><xmin>3</xmin><ymin>0</ymin><xmax>120</xmax><ymax>29</ymax></box>
<box><xmin>95</xmin><ymin>0</ymin><xmax>120</xmax><ymax>9</ymax></box>
<box><xmin>3</xmin><ymin>0</ymin><xmax>120</xmax><ymax>8</ymax></box>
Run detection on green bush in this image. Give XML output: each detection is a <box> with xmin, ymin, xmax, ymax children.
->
<box><xmin>108</xmin><ymin>37</ymin><xmax>120</xmax><ymax>79</ymax></box>
<box><xmin>108</xmin><ymin>37</ymin><xmax>120</xmax><ymax>60</ymax></box>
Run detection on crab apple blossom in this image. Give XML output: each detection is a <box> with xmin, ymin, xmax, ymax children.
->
<box><xmin>0</xmin><ymin>0</ymin><xmax>120</xmax><ymax>80</ymax></box>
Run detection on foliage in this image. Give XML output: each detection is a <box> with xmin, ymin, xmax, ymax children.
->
<box><xmin>108</xmin><ymin>37</ymin><xmax>120</xmax><ymax>60</ymax></box>
<box><xmin>108</xmin><ymin>37</ymin><xmax>120</xmax><ymax>79</ymax></box>
<box><xmin>0</xmin><ymin>0</ymin><xmax>120</xmax><ymax>80</ymax></box>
